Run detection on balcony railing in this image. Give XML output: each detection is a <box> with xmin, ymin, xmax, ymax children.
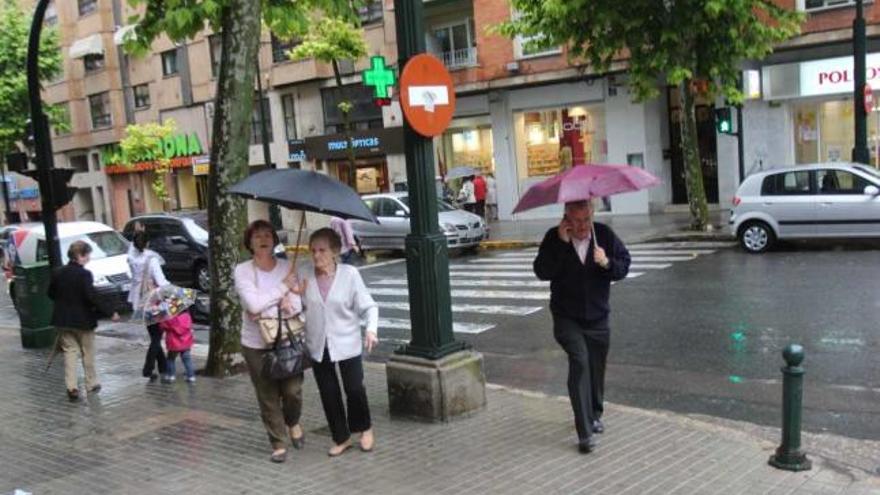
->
<box><xmin>436</xmin><ymin>47</ymin><xmax>477</xmax><ymax>69</ymax></box>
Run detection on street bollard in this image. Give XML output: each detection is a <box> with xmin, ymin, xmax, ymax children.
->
<box><xmin>768</xmin><ymin>344</ymin><xmax>812</xmax><ymax>471</ymax></box>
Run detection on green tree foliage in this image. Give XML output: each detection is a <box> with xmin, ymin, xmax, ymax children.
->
<box><xmin>123</xmin><ymin>0</ymin><xmax>357</xmax><ymax>376</ymax></box>
<box><xmin>290</xmin><ymin>17</ymin><xmax>368</xmax><ymax>186</ymax></box>
<box><xmin>500</xmin><ymin>0</ymin><xmax>802</xmax><ymax>229</ymax></box>
<box><xmin>0</xmin><ymin>0</ymin><xmax>64</xmax><ymax>156</ymax></box>
<box><xmin>118</xmin><ymin>120</ymin><xmax>177</xmax><ymax>207</ymax></box>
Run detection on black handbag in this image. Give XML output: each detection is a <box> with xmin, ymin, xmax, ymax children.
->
<box><xmin>262</xmin><ymin>306</ymin><xmax>310</xmax><ymax>380</ymax></box>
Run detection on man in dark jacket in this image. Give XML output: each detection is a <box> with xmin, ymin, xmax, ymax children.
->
<box><xmin>533</xmin><ymin>200</ymin><xmax>630</xmax><ymax>454</ymax></box>
<box><xmin>48</xmin><ymin>241</ymin><xmax>119</xmax><ymax>401</ymax></box>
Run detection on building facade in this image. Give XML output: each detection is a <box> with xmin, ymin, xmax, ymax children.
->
<box><xmin>41</xmin><ymin>0</ymin><xmax>880</xmax><ymax>229</ymax></box>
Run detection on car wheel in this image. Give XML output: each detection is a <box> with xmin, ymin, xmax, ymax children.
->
<box><xmin>195</xmin><ymin>263</ymin><xmax>211</xmax><ymax>292</ymax></box>
<box><xmin>739</xmin><ymin>221</ymin><xmax>774</xmax><ymax>254</ymax></box>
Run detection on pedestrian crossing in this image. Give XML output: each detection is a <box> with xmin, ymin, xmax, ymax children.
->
<box><xmin>366</xmin><ymin>240</ymin><xmax>731</xmax><ymax>337</ymax></box>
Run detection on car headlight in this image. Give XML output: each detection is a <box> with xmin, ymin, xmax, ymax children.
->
<box><xmin>442</xmin><ymin>222</ymin><xmax>457</xmax><ymax>233</ymax></box>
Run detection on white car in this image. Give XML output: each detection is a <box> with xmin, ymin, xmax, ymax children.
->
<box><xmin>730</xmin><ymin>163</ymin><xmax>880</xmax><ymax>253</ymax></box>
<box><xmin>11</xmin><ymin>221</ymin><xmax>132</xmax><ymax>311</ymax></box>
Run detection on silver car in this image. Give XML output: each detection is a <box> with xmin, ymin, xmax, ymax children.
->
<box><xmin>730</xmin><ymin>162</ymin><xmax>880</xmax><ymax>253</ymax></box>
<box><xmin>352</xmin><ymin>193</ymin><xmax>487</xmax><ymax>252</ymax></box>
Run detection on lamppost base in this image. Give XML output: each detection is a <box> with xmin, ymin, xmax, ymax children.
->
<box><xmin>386</xmin><ymin>349</ymin><xmax>486</xmax><ymax>422</ymax></box>
<box><xmin>769</xmin><ymin>448</ymin><xmax>812</xmax><ymax>472</ymax></box>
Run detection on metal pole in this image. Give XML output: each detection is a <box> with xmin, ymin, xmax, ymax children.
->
<box><xmin>27</xmin><ymin>0</ymin><xmax>61</xmax><ymax>268</ymax></box>
<box><xmin>736</xmin><ymin>103</ymin><xmax>745</xmax><ymax>184</ymax></box>
<box><xmin>768</xmin><ymin>344</ymin><xmax>812</xmax><ymax>471</ymax></box>
<box><xmin>853</xmin><ymin>0</ymin><xmax>870</xmax><ymax>164</ymax></box>
<box><xmin>393</xmin><ymin>0</ymin><xmax>465</xmax><ymax>359</ymax></box>
<box><xmin>0</xmin><ymin>162</ymin><xmax>12</xmax><ymax>224</ymax></box>
<box><xmin>255</xmin><ymin>58</ymin><xmax>282</xmax><ymax>230</ymax></box>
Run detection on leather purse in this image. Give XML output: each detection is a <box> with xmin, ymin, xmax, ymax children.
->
<box><xmin>262</xmin><ymin>306</ymin><xmax>310</xmax><ymax>380</ymax></box>
<box><xmin>253</xmin><ymin>264</ymin><xmax>304</xmax><ymax>345</ymax></box>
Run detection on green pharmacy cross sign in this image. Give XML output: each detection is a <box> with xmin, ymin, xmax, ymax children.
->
<box><xmin>363</xmin><ymin>55</ymin><xmax>396</xmax><ymax>103</ymax></box>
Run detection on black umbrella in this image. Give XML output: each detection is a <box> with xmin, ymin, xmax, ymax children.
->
<box><xmin>228</xmin><ymin>169</ymin><xmax>378</xmax><ymax>223</ymax></box>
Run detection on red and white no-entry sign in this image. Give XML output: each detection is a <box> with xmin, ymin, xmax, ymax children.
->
<box><xmin>399</xmin><ymin>54</ymin><xmax>456</xmax><ymax>137</ymax></box>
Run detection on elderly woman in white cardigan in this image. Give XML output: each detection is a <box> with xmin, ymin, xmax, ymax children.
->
<box><xmin>298</xmin><ymin>227</ymin><xmax>379</xmax><ymax>457</ymax></box>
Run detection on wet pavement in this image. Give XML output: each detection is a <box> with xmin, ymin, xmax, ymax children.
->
<box><xmin>0</xmin><ymin>329</ymin><xmax>877</xmax><ymax>494</ymax></box>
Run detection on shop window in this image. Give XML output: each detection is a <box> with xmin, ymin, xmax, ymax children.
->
<box><xmin>209</xmin><ymin>34</ymin><xmax>222</xmax><ymax>77</ymax></box>
<box><xmin>321</xmin><ymin>84</ymin><xmax>383</xmax><ymax>134</ymax></box>
<box><xmin>161</xmin><ymin>49</ymin><xmax>179</xmax><ymax>76</ymax></box>
<box><xmin>250</xmin><ymin>97</ymin><xmax>273</xmax><ymax>145</ymax></box>
<box><xmin>88</xmin><ymin>92</ymin><xmax>112</xmax><ymax>129</ymax></box>
<box><xmin>816</xmin><ymin>169</ymin><xmax>871</xmax><ymax>194</ymax></box>
<box><xmin>133</xmin><ymin>84</ymin><xmax>150</xmax><ymax>108</ymax></box>
<box><xmin>439</xmin><ymin>118</ymin><xmax>495</xmax><ymax>175</ymax></box>
<box><xmin>271</xmin><ymin>34</ymin><xmax>300</xmax><ymax>64</ymax></box>
<box><xmin>514</xmin><ymin>105</ymin><xmax>606</xmax><ymax>178</ymax></box>
<box><xmin>762</xmin><ymin>171</ymin><xmax>812</xmax><ymax>196</ymax></box>
<box><xmin>83</xmin><ymin>54</ymin><xmax>105</xmax><ymax>73</ymax></box>
<box><xmin>78</xmin><ymin>0</ymin><xmax>97</xmax><ymax>16</ymax></box>
<box><xmin>794</xmin><ymin>100</ymin><xmax>880</xmax><ymax>166</ymax></box>
<box><xmin>282</xmin><ymin>93</ymin><xmax>297</xmax><ymax>140</ymax></box>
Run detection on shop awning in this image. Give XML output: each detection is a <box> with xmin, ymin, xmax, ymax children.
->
<box><xmin>69</xmin><ymin>34</ymin><xmax>104</xmax><ymax>59</ymax></box>
<box><xmin>113</xmin><ymin>24</ymin><xmax>137</xmax><ymax>46</ymax></box>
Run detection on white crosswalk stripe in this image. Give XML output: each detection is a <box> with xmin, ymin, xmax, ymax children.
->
<box><xmin>364</xmin><ymin>240</ymin><xmax>728</xmax><ymax>338</ymax></box>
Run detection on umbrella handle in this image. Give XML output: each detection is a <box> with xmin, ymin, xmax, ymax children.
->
<box><xmin>289</xmin><ymin>213</ymin><xmax>306</xmax><ymax>274</ymax></box>
<box><xmin>591</xmin><ymin>223</ymin><xmax>598</xmax><ymax>250</ymax></box>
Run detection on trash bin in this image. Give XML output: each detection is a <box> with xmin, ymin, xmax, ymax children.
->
<box><xmin>13</xmin><ymin>262</ymin><xmax>55</xmax><ymax>349</ymax></box>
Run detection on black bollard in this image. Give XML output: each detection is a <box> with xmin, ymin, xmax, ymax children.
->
<box><xmin>768</xmin><ymin>344</ymin><xmax>812</xmax><ymax>471</ymax></box>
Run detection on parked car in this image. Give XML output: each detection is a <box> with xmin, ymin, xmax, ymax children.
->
<box><xmin>730</xmin><ymin>162</ymin><xmax>880</xmax><ymax>253</ymax></box>
<box><xmin>122</xmin><ymin>212</ymin><xmax>211</xmax><ymax>291</ymax></box>
<box><xmin>10</xmin><ymin>221</ymin><xmax>132</xmax><ymax>312</ymax></box>
<box><xmin>351</xmin><ymin>193</ymin><xmax>487</xmax><ymax>252</ymax></box>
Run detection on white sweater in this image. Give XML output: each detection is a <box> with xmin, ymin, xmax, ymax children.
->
<box><xmin>298</xmin><ymin>263</ymin><xmax>378</xmax><ymax>363</ymax></box>
<box><xmin>234</xmin><ymin>259</ymin><xmax>302</xmax><ymax>350</ymax></box>
<box><xmin>126</xmin><ymin>248</ymin><xmax>169</xmax><ymax>310</ymax></box>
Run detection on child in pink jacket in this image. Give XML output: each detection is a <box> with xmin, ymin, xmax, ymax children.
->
<box><xmin>160</xmin><ymin>311</ymin><xmax>195</xmax><ymax>383</ymax></box>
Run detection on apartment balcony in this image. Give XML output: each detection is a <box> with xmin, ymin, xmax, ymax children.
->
<box><xmin>434</xmin><ymin>46</ymin><xmax>478</xmax><ymax>70</ymax></box>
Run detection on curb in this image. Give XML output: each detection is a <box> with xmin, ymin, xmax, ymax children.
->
<box><xmin>479</xmin><ymin>239</ymin><xmax>540</xmax><ymax>249</ymax></box>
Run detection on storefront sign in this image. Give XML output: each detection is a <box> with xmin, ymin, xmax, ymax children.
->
<box><xmin>302</xmin><ymin>128</ymin><xmax>404</xmax><ymax>161</ymax></box>
<box><xmin>865</xmin><ymin>84</ymin><xmax>875</xmax><ymax>114</ymax></box>
<box><xmin>800</xmin><ymin>52</ymin><xmax>880</xmax><ymax>97</ymax></box>
<box><xmin>101</xmin><ymin>131</ymin><xmax>206</xmax><ymax>173</ymax></box>
<box><xmin>192</xmin><ymin>155</ymin><xmax>210</xmax><ymax>176</ymax></box>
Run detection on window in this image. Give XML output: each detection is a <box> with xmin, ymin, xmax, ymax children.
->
<box><xmin>133</xmin><ymin>84</ymin><xmax>150</xmax><ymax>108</ymax></box>
<box><xmin>250</xmin><ymin>98</ymin><xmax>273</xmax><ymax>145</ymax></box>
<box><xmin>429</xmin><ymin>19</ymin><xmax>477</xmax><ymax>68</ymax></box>
<box><xmin>209</xmin><ymin>34</ymin><xmax>222</xmax><ymax>77</ymax></box>
<box><xmin>83</xmin><ymin>54</ymin><xmax>105</xmax><ymax>73</ymax></box>
<box><xmin>271</xmin><ymin>34</ymin><xmax>300</xmax><ymax>64</ymax></box>
<box><xmin>78</xmin><ymin>0</ymin><xmax>97</xmax><ymax>16</ymax></box>
<box><xmin>817</xmin><ymin>169</ymin><xmax>872</xmax><ymax>195</ymax></box>
<box><xmin>161</xmin><ymin>49</ymin><xmax>178</xmax><ymax>76</ymax></box>
<box><xmin>802</xmin><ymin>0</ymin><xmax>872</xmax><ymax>11</ymax></box>
<box><xmin>762</xmin><ymin>172</ymin><xmax>812</xmax><ymax>196</ymax></box>
<box><xmin>69</xmin><ymin>155</ymin><xmax>89</xmax><ymax>173</ymax></box>
<box><xmin>53</xmin><ymin>103</ymin><xmax>71</xmax><ymax>137</ymax></box>
<box><xmin>514</xmin><ymin>105</ymin><xmax>607</xmax><ymax>178</ymax></box>
<box><xmin>358</xmin><ymin>0</ymin><xmax>384</xmax><ymax>24</ymax></box>
<box><xmin>45</xmin><ymin>2</ymin><xmax>58</xmax><ymax>26</ymax></box>
<box><xmin>282</xmin><ymin>93</ymin><xmax>297</xmax><ymax>140</ymax></box>
<box><xmin>88</xmin><ymin>92</ymin><xmax>112</xmax><ymax>129</ymax></box>
<box><xmin>321</xmin><ymin>85</ymin><xmax>383</xmax><ymax>134</ymax></box>
<box><xmin>511</xmin><ymin>10</ymin><xmax>560</xmax><ymax>59</ymax></box>
<box><xmin>375</xmin><ymin>198</ymin><xmax>404</xmax><ymax>217</ymax></box>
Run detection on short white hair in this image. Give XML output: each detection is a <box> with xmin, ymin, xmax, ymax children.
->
<box><xmin>564</xmin><ymin>200</ymin><xmax>594</xmax><ymax>213</ymax></box>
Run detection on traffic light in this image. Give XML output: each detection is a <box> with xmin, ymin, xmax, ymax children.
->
<box><xmin>5</xmin><ymin>152</ymin><xmax>28</xmax><ymax>173</ymax></box>
<box><xmin>22</xmin><ymin>168</ymin><xmax>77</xmax><ymax>211</ymax></box>
<box><xmin>715</xmin><ymin>107</ymin><xmax>734</xmax><ymax>135</ymax></box>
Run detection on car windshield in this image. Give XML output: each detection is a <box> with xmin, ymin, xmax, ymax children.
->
<box><xmin>60</xmin><ymin>231</ymin><xmax>129</xmax><ymax>260</ymax></box>
<box><xmin>398</xmin><ymin>196</ymin><xmax>457</xmax><ymax>212</ymax></box>
<box><xmin>183</xmin><ymin>218</ymin><xmax>209</xmax><ymax>244</ymax></box>
<box><xmin>853</xmin><ymin>165</ymin><xmax>880</xmax><ymax>180</ymax></box>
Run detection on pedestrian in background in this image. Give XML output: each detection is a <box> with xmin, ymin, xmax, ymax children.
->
<box><xmin>128</xmin><ymin>231</ymin><xmax>170</xmax><ymax>382</ymax></box>
<box><xmin>330</xmin><ymin>216</ymin><xmax>361</xmax><ymax>265</ymax></box>
<box><xmin>473</xmin><ymin>173</ymin><xmax>487</xmax><ymax>218</ymax></box>
<box><xmin>298</xmin><ymin>228</ymin><xmax>379</xmax><ymax>457</ymax></box>
<box><xmin>161</xmin><ymin>310</ymin><xmax>195</xmax><ymax>384</ymax></box>
<box><xmin>234</xmin><ymin>219</ymin><xmax>306</xmax><ymax>463</ymax></box>
<box><xmin>458</xmin><ymin>176</ymin><xmax>476</xmax><ymax>213</ymax></box>
<box><xmin>49</xmin><ymin>241</ymin><xmax>120</xmax><ymax>401</ymax></box>
<box><xmin>486</xmin><ymin>173</ymin><xmax>498</xmax><ymax>222</ymax></box>
<box><xmin>533</xmin><ymin>200</ymin><xmax>630</xmax><ymax>454</ymax></box>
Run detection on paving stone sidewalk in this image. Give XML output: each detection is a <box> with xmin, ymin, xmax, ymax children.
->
<box><xmin>0</xmin><ymin>329</ymin><xmax>877</xmax><ymax>495</ymax></box>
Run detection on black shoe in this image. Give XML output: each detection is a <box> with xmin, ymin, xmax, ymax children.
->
<box><xmin>578</xmin><ymin>437</ymin><xmax>598</xmax><ymax>454</ymax></box>
<box><xmin>291</xmin><ymin>434</ymin><xmax>305</xmax><ymax>450</ymax></box>
<box><xmin>89</xmin><ymin>384</ymin><xmax>102</xmax><ymax>394</ymax></box>
<box><xmin>148</xmin><ymin>373</ymin><xmax>159</xmax><ymax>383</ymax></box>
<box><xmin>67</xmin><ymin>389</ymin><xmax>80</xmax><ymax>402</ymax></box>
<box><xmin>592</xmin><ymin>419</ymin><xmax>605</xmax><ymax>434</ymax></box>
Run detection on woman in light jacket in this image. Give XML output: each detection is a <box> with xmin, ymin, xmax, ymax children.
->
<box><xmin>234</xmin><ymin>220</ymin><xmax>305</xmax><ymax>463</ymax></box>
<box><xmin>127</xmin><ymin>231</ymin><xmax>170</xmax><ymax>382</ymax></box>
<box><xmin>299</xmin><ymin>228</ymin><xmax>379</xmax><ymax>457</ymax></box>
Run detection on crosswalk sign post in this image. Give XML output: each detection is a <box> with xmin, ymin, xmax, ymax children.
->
<box><xmin>386</xmin><ymin>0</ymin><xmax>486</xmax><ymax>422</ymax></box>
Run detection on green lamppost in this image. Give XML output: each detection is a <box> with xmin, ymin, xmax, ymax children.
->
<box><xmin>385</xmin><ymin>0</ymin><xmax>486</xmax><ymax>421</ymax></box>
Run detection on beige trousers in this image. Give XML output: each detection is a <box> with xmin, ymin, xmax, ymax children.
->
<box><xmin>58</xmin><ymin>329</ymin><xmax>98</xmax><ymax>391</ymax></box>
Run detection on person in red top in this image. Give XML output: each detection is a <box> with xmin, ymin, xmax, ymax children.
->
<box><xmin>473</xmin><ymin>174</ymin><xmax>487</xmax><ymax>218</ymax></box>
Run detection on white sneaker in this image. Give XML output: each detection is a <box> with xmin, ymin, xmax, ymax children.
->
<box><xmin>185</xmin><ymin>376</ymin><xmax>196</xmax><ymax>383</ymax></box>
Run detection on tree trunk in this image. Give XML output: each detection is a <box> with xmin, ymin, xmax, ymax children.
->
<box><xmin>678</xmin><ymin>80</ymin><xmax>710</xmax><ymax>231</ymax></box>
<box><xmin>204</xmin><ymin>0</ymin><xmax>262</xmax><ymax>377</ymax></box>
<box><xmin>332</xmin><ymin>59</ymin><xmax>357</xmax><ymax>188</ymax></box>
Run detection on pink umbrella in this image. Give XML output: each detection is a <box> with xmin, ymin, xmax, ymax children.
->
<box><xmin>512</xmin><ymin>164</ymin><xmax>661</xmax><ymax>214</ymax></box>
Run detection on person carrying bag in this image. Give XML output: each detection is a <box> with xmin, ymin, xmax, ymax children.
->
<box><xmin>262</xmin><ymin>306</ymin><xmax>310</xmax><ymax>381</ymax></box>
